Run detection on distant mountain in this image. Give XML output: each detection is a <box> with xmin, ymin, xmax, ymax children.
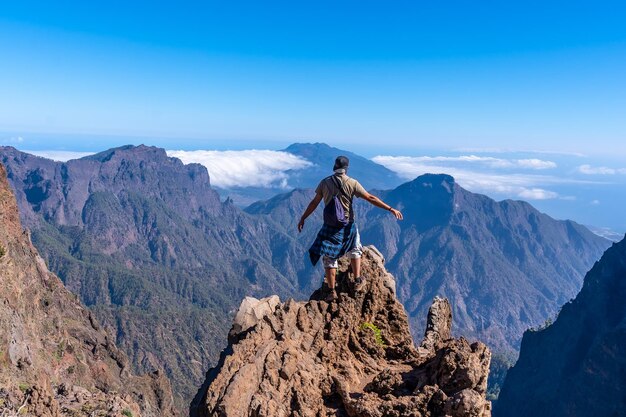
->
<box><xmin>0</xmin><ymin>145</ymin><xmax>308</xmax><ymax>412</ymax></box>
<box><xmin>281</xmin><ymin>142</ymin><xmax>402</xmax><ymax>190</ymax></box>
<box><xmin>496</xmin><ymin>237</ymin><xmax>626</xmax><ymax>417</ymax></box>
<box><xmin>213</xmin><ymin>142</ymin><xmax>403</xmax><ymax>206</ymax></box>
<box><xmin>246</xmin><ymin>174</ymin><xmax>611</xmax><ymax>396</ymax></box>
<box><xmin>0</xmin><ymin>162</ymin><xmax>176</xmax><ymax>416</ymax></box>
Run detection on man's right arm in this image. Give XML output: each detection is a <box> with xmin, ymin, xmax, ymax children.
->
<box><xmin>298</xmin><ymin>192</ymin><xmax>323</xmax><ymax>232</ymax></box>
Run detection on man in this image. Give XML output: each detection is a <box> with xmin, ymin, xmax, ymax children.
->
<box><xmin>298</xmin><ymin>155</ymin><xmax>403</xmax><ymax>302</ymax></box>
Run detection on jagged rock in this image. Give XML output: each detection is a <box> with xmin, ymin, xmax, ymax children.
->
<box><xmin>420</xmin><ymin>296</ymin><xmax>452</xmax><ymax>352</ymax></box>
<box><xmin>229</xmin><ymin>296</ymin><xmax>281</xmax><ymax>342</ymax></box>
<box><xmin>0</xmin><ymin>162</ymin><xmax>177</xmax><ymax>416</ymax></box>
<box><xmin>190</xmin><ymin>247</ymin><xmax>491</xmax><ymax>417</ymax></box>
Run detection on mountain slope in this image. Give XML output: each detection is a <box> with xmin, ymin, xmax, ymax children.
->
<box><xmin>0</xmin><ymin>145</ymin><xmax>308</xmax><ymax>411</ymax></box>
<box><xmin>495</xmin><ymin>237</ymin><xmax>626</xmax><ymax>417</ymax></box>
<box><xmin>0</xmin><ymin>162</ymin><xmax>176</xmax><ymax>416</ymax></box>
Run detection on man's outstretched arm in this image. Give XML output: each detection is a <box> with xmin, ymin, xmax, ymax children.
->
<box><xmin>298</xmin><ymin>193</ymin><xmax>323</xmax><ymax>232</ymax></box>
<box><xmin>361</xmin><ymin>192</ymin><xmax>404</xmax><ymax>220</ymax></box>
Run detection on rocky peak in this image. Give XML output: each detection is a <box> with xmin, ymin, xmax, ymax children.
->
<box><xmin>393</xmin><ymin>174</ymin><xmax>456</xmax><ymax>193</ymax></box>
<box><xmin>283</xmin><ymin>142</ymin><xmax>334</xmax><ymax>156</ymax></box>
<box><xmin>190</xmin><ymin>246</ymin><xmax>491</xmax><ymax>417</ymax></box>
<box><xmin>0</xmin><ymin>162</ymin><xmax>177</xmax><ymax>416</ymax></box>
<box><xmin>0</xmin><ymin>146</ymin><xmax>221</xmax><ymax>229</ymax></box>
<box><xmin>85</xmin><ymin>144</ymin><xmax>168</xmax><ymax>163</ymax></box>
<box><xmin>383</xmin><ymin>174</ymin><xmax>457</xmax><ymax>230</ymax></box>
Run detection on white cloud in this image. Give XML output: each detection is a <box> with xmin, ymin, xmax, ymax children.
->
<box><xmin>25</xmin><ymin>150</ymin><xmax>95</xmax><ymax>161</ymax></box>
<box><xmin>385</xmin><ymin>154</ymin><xmax>556</xmax><ymax>170</ymax></box>
<box><xmin>518</xmin><ymin>188</ymin><xmax>559</xmax><ymax>200</ymax></box>
<box><xmin>371</xmin><ymin>155</ymin><xmax>579</xmax><ymax>200</ymax></box>
<box><xmin>454</xmin><ymin>147</ymin><xmax>586</xmax><ymax>157</ymax></box>
<box><xmin>590</xmin><ymin>199</ymin><xmax>600</xmax><ymax>205</ymax></box>
<box><xmin>516</xmin><ymin>159</ymin><xmax>557</xmax><ymax>169</ymax></box>
<box><xmin>578</xmin><ymin>164</ymin><xmax>626</xmax><ymax>175</ymax></box>
<box><xmin>167</xmin><ymin>150</ymin><xmax>313</xmax><ymax>188</ymax></box>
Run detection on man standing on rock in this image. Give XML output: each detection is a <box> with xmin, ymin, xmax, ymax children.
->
<box><xmin>298</xmin><ymin>156</ymin><xmax>403</xmax><ymax>302</ymax></box>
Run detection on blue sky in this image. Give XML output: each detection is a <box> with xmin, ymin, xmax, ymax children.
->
<box><xmin>1</xmin><ymin>1</ymin><xmax>626</xmax><ymax>153</ymax></box>
<box><xmin>1</xmin><ymin>1</ymin><xmax>625</xmax><ymax>233</ymax></box>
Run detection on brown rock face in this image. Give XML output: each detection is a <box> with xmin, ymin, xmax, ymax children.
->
<box><xmin>0</xmin><ymin>162</ymin><xmax>177</xmax><ymax>416</ymax></box>
<box><xmin>191</xmin><ymin>247</ymin><xmax>491</xmax><ymax>417</ymax></box>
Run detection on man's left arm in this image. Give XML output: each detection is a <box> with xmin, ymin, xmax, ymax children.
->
<box><xmin>298</xmin><ymin>193</ymin><xmax>323</xmax><ymax>232</ymax></box>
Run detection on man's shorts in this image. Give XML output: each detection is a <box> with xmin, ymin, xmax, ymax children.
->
<box><xmin>323</xmin><ymin>227</ymin><xmax>363</xmax><ymax>269</ymax></box>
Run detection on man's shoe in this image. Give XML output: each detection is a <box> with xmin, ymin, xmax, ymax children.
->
<box><xmin>325</xmin><ymin>289</ymin><xmax>338</xmax><ymax>303</ymax></box>
<box><xmin>354</xmin><ymin>276</ymin><xmax>367</xmax><ymax>292</ymax></box>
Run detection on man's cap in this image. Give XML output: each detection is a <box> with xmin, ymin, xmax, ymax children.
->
<box><xmin>333</xmin><ymin>156</ymin><xmax>350</xmax><ymax>170</ymax></box>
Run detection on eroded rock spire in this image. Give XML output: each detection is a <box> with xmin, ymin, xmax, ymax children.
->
<box><xmin>191</xmin><ymin>247</ymin><xmax>491</xmax><ymax>417</ymax></box>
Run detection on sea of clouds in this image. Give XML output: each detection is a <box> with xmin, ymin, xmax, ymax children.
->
<box><xmin>372</xmin><ymin>154</ymin><xmax>568</xmax><ymax>200</ymax></box>
<box><xmin>167</xmin><ymin>149</ymin><xmax>312</xmax><ymax>188</ymax></box>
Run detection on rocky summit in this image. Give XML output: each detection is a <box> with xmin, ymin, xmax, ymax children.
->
<box><xmin>0</xmin><ymin>162</ymin><xmax>176</xmax><ymax>417</ymax></box>
<box><xmin>191</xmin><ymin>247</ymin><xmax>492</xmax><ymax>417</ymax></box>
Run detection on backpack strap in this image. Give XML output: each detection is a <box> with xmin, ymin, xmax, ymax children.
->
<box><xmin>330</xmin><ymin>175</ymin><xmax>349</xmax><ymax>198</ymax></box>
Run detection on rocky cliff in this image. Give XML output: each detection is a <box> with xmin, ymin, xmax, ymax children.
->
<box><xmin>0</xmin><ymin>162</ymin><xmax>176</xmax><ymax>416</ymax></box>
<box><xmin>495</xmin><ymin>237</ymin><xmax>626</xmax><ymax>417</ymax></box>
<box><xmin>191</xmin><ymin>247</ymin><xmax>491</xmax><ymax>417</ymax></box>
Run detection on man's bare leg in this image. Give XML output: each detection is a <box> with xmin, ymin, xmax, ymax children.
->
<box><xmin>324</xmin><ymin>267</ymin><xmax>338</xmax><ymax>302</ymax></box>
<box><xmin>325</xmin><ymin>267</ymin><xmax>337</xmax><ymax>289</ymax></box>
<box><xmin>350</xmin><ymin>257</ymin><xmax>361</xmax><ymax>279</ymax></box>
<box><xmin>352</xmin><ymin>257</ymin><xmax>367</xmax><ymax>291</ymax></box>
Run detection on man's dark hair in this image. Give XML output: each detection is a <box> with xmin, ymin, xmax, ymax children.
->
<box><xmin>333</xmin><ymin>156</ymin><xmax>350</xmax><ymax>170</ymax></box>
